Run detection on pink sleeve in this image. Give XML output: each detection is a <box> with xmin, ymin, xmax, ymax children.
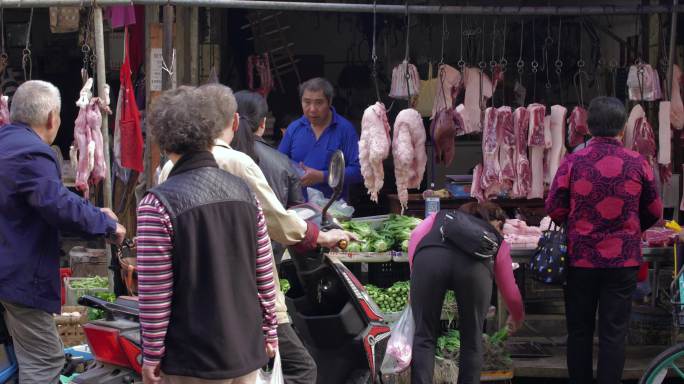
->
<box><xmin>408</xmin><ymin>213</ymin><xmax>437</xmax><ymax>271</ymax></box>
<box><xmin>494</xmin><ymin>241</ymin><xmax>525</xmax><ymax>322</ymax></box>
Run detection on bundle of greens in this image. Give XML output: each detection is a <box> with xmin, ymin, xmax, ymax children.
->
<box><xmin>87</xmin><ymin>292</ymin><xmax>116</xmax><ymax>321</ymax></box>
<box><xmin>436</xmin><ymin>327</ymin><xmax>512</xmax><ymax>371</ymax></box>
<box><xmin>280</xmin><ymin>279</ymin><xmax>291</xmax><ymax>293</ymax></box>
<box><xmin>342</xmin><ymin>215</ymin><xmax>422</xmax><ymax>253</ymax></box>
<box><xmin>68</xmin><ymin>276</ymin><xmax>109</xmax><ymax>289</ymax></box>
<box><xmin>365</xmin><ymin>281</ymin><xmax>410</xmax><ymax>313</ymax></box>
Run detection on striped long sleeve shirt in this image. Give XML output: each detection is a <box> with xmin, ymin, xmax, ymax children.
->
<box><xmin>136</xmin><ymin>193</ymin><xmax>278</xmax><ymax>365</ymax></box>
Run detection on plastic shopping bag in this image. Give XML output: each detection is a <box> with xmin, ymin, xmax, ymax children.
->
<box><xmin>256</xmin><ymin>350</ymin><xmax>284</xmax><ymax>384</ymax></box>
<box><xmin>380</xmin><ymin>305</ymin><xmax>415</xmax><ymax>374</ymax></box>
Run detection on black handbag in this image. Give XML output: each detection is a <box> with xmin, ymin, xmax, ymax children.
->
<box><xmin>529</xmin><ymin>222</ymin><xmax>568</xmax><ymax>285</ymax></box>
<box><xmin>439</xmin><ymin>210</ymin><xmax>502</xmax><ymax>260</ymax></box>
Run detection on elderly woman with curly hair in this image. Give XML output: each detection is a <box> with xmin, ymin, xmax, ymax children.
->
<box><xmin>136</xmin><ymin>86</ymin><xmax>278</xmax><ymax>384</ymax></box>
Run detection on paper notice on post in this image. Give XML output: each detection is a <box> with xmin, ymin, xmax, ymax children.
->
<box><xmin>150</xmin><ymin>48</ymin><xmax>177</xmax><ymax>91</ymax></box>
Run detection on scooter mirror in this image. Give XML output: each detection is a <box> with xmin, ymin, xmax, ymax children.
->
<box><xmin>327</xmin><ymin>150</ymin><xmax>345</xmax><ymax>192</ymax></box>
<box><xmin>320</xmin><ymin>150</ymin><xmax>345</xmax><ymax>229</ymax></box>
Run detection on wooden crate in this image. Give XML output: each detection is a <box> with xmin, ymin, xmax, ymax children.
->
<box><xmin>55</xmin><ymin>306</ymin><xmax>87</xmax><ymax>347</ymax></box>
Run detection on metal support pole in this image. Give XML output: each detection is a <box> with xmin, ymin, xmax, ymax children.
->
<box><xmin>190</xmin><ymin>6</ymin><xmax>199</xmax><ymax>85</ymax></box>
<box><xmin>93</xmin><ymin>6</ymin><xmax>114</xmax><ymax>289</ymax></box>
<box><xmin>2</xmin><ymin>1</ymin><xmax>684</xmax><ymax>15</ymax></box>
<box><xmin>162</xmin><ymin>4</ymin><xmax>174</xmax><ymax>90</ymax></box>
<box><xmin>668</xmin><ymin>0</ymin><xmax>679</xmax><ymax>102</ymax></box>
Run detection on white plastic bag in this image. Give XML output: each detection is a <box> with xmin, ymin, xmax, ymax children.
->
<box><xmin>380</xmin><ymin>305</ymin><xmax>415</xmax><ymax>374</ymax></box>
<box><xmin>256</xmin><ymin>350</ymin><xmax>285</xmax><ymax>384</ymax></box>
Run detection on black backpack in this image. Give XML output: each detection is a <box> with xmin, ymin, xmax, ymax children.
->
<box><xmin>437</xmin><ymin>210</ymin><xmax>502</xmax><ymax>260</ymax></box>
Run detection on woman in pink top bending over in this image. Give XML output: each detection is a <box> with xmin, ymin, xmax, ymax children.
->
<box><xmin>408</xmin><ymin>202</ymin><xmax>524</xmax><ymax>384</ymax></box>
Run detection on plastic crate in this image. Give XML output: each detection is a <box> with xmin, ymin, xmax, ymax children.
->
<box><xmin>64</xmin><ymin>277</ymin><xmax>109</xmax><ymax>306</ymax></box>
<box><xmin>368</xmin><ymin>262</ymin><xmax>410</xmax><ymax>288</ymax></box>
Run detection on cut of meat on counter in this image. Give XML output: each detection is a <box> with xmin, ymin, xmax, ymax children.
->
<box><xmin>497</xmin><ymin>107</ymin><xmax>516</xmax><ymax>192</ymax></box>
<box><xmin>627</xmin><ymin>64</ymin><xmax>662</xmax><ymax>101</ymax></box>
<box><xmin>389</xmin><ymin>60</ymin><xmax>421</xmax><ymax>100</ymax></box>
<box><xmin>642</xmin><ymin>226</ymin><xmax>678</xmax><ymax>247</ymax></box>
<box><xmin>458</xmin><ymin>67</ymin><xmax>495</xmax><ymax>134</ymax></box>
<box><xmin>512</xmin><ymin>107</ymin><xmax>531</xmax><ymax>199</ymax></box>
<box><xmin>431</xmin><ymin>64</ymin><xmax>462</xmax><ymax>119</ymax></box>
<box><xmin>481</xmin><ymin>107</ymin><xmax>501</xmax><ymax>193</ymax></box>
<box><xmin>503</xmin><ymin>219</ymin><xmax>543</xmax><ymax>250</ymax></box>
<box><xmin>431</xmin><ymin>107</ymin><xmax>464</xmax><ymax>166</ymax></box>
<box><xmin>546</xmin><ymin>105</ymin><xmax>567</xmax><ymax>185</ymax></box>
<box><xmin>0</xmin><ymin>95</ymin><xmax>9</xmax><ymax>127</ymax></box>
<box><xmin>671</xmin><ymin>65</ymin><xmax>684</xmax><ymax>130</ymax></box>
<box><xmin>624</xmin><ymin>104</ymin><xmax>645</xmax><ymax>149</ymax></box>
<box><xmin>567</xmin><ymin>106</ymin><xmax>588</xmax><ymax>148</ymax></box>
<box><xmin>392</xmin><ymin>108</ymin><xmax>427</xmax><ymax>213</ymax></box>
<box><xmin>360</xmin><ymin>102</ymin><xmax>391</xmax><ymax>203</ymax></box>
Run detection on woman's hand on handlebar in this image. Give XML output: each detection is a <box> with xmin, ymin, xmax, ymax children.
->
<box><xmin>317</xmin><ymin>229</ymin><xmax>358</xmax><ymax>249</ymax></box>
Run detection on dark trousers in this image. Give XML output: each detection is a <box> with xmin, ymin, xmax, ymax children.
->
<box><xmin>565</xmin><ymin>267</ymin><xmax>638</xmax><ymax>384</ymax></box>
<box><xmin>278</xmin><ymin>323</ymin><xmax>317</xmax><ymax>384</ymax></box>
<box><xmin>410</xmin><ymin>247</ymin><xmax>492</xmax><ymax>384</ymax></box>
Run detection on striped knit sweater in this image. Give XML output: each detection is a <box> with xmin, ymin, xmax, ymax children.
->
<box><xmin>136</xmin><ymin>193</ymin><xmax>277</xmax><ymax>365</ymax></box>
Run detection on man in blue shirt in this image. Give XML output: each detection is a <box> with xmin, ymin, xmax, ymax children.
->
<box><xmin>0</xmin><ymin>80</ymin><xmax>126</xmax><ymax>383</ymax></box>
<box><xmin>278</xmin><ymin>77</ymin><xmax>362</xmax><ymax>200</ymax></box>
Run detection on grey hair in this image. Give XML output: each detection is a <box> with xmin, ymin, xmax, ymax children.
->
<box><xmin>147</xmin><ymin>86</ymin><xmax>223</xmax><ymax>154</ymax></box>
<box><xmin>10</xmin><ymin>80</ymin><xmax>61</xmax><ymax>126</ymax></box>
<box><xmin>196</xmin><ymin>83</ymin><xmax>238</xmax><ymax>131</ymax></box>
<box><xmin>298</xmin><ymin>77</ymin><xmax>334</xmax><ymax>103</ymax></box>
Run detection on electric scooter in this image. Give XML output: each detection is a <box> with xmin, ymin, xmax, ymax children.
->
<box><xmin>282</xmin><ymin>150</ymin><xmax>390</xmax><ymax>384</ymax></box>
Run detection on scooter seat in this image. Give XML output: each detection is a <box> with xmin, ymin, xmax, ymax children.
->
<box><xmin>114</xmin><ymin>296</ymin><xmax>139</xmax><ymax>311</ymax></box>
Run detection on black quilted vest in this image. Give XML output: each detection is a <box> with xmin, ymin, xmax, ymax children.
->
<box><xmin>149</xmin><ymin>151</ymin><xmax>267</xmax><ymax>379</ymax></box>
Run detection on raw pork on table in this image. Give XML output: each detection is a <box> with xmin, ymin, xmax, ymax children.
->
<box><xmin>393</xmin><ymin>109</ymin><xmax>427</xmax><ymax>213</ymax></box>
<box><xmin>360</xmin><ymin>102</ymin><xmax>391</xmax><ymax>202</ymax></box>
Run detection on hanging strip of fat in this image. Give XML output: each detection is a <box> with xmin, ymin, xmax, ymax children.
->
<box><xmin>658</xmin><ymin>101</ymin><xmax>672</xmax><ymax>165</ymax></box>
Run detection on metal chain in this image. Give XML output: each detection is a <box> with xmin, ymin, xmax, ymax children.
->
<box><xmin>531</xmin><ymin>19</ymin><xmax>538</xmax><ymax>101</ymax></box>
<box><xmin>478</xmin><ymin>17</ymin><xmax>486</xmax><ymax>72</ymax></box>
<box><xmin>517</xmin><ymin>19</ymin><xmax>524</xmax><ymax>83</ymax></box>
<box><xmin>500</xmin><ymin>17</ymin><xmax>507</xmax><ymax>71</ymax></box>
<box><xmin>371</xmin><ymin>0</ymin><xmax>380</xmax><ymax>101</ymax></box>
<box><xmin>490</xmin><ymin>18</ymin><xmax>497</xmax><ymax>71</ymax></box>
<box><xmin>555</xmin><ymin>18</ymin><xmax>564</xmax><ymax>104</ymax></box>
<box><xmin>439</xmin><ymin>14</ymin><xmax>447</xmax><ymax>65</ymax></box>
<box><xmin>609</xmin><ymin>58</ymin><xmax>618</xmax><ymax>96</ymax></box>
<box><xmin>554</xmin><ymin>19</ymin><xmax>563</xmax><ymax>76</ymax></box>
<box><xmin>22</xmin><ymin>8</ymin><xmax>34</xmax><ymax>81</ymax></box>
<box><xmin>458</xmin><ymin>16</ymin><xmax>465</xmax><ymax>70</ymax></box>
<box><xmin>403</xmin><ymin>0</ymin><xmax>412</xmax><ymax>103</ymax></box>
<box><xmin>544</xmin><ymin>16</ymin><xmax>552</xmax><ymax>89</ymax></box>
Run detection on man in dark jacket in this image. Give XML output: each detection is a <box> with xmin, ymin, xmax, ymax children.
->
<box><xmin>0</xmin><ymin>80</ymin><xmax>126</xmax><ymax>384</ymax></box>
